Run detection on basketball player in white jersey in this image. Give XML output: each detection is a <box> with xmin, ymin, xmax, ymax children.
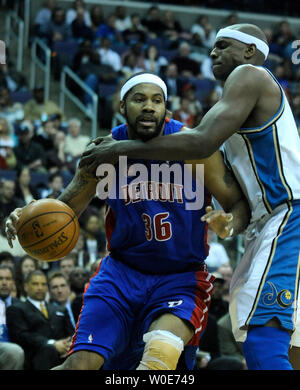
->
<box><xmin>79</xmin><ymin>24</ymin><xmax>300</xmax><ymax>370</ymax></box>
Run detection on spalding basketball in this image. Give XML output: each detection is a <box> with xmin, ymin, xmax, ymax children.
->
<box><xmin>17</xmin><ymin>199</ymin><xmax>79</xmax><ymax>262</ymax></box>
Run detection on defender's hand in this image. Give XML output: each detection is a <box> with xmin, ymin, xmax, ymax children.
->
<box><xmin>79</xmin><ymin>135</ymin><xmax>119</xmax><ymax>173</ymax></box>
<box><xmin>201</xmin><ymin>206</ymin><xmax>233</xmax><ymax>239</ymax></box>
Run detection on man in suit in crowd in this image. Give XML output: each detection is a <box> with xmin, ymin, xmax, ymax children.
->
<box><xmin>6</xmin><ymin>269</ymin><xmax>74</xmax><ymax>369</ymax></box>
<box><xmin>0</xmin><ymin>264</ymin><xmax>24</xmax><ymax>369</ymax></box>
<box><xmin>48</xmin><ymin>270</ymin><xmax>76</xmax><ymax>329</ymax></box>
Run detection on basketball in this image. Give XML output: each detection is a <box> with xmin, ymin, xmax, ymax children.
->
<box><xmin>16</xmin><ymin>199</ymin><xmax>79</xmax><ymax>262</ymax></box>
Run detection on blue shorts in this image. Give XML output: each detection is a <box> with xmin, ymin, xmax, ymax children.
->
<box><xmin>69</xmin><ymin>254</ymin><xmax>214</xmax><ymax>369</ymax></box>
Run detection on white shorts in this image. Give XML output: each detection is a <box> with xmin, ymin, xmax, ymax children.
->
<box><xmin>229</xmin><ymin>201</ymin><xmax>300</xmax><ymax>346</ymax></box>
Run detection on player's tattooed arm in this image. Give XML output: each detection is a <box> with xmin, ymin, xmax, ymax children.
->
<box><xmin>58</xmin><ymin>167</ymin><xmax>98</xmax><ymax>217</ymax></box>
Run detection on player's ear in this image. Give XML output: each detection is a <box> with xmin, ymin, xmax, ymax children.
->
<box><xmin>120</xmin><ymin>100</ymin><xmax>125</xmax><ymax>115</ymax></box>
<box><xmin>245</xmin><ymin>44</ymin><xmax>256</xmax><ymax>60</ymax></box>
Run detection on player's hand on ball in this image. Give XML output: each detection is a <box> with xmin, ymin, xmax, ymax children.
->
<box><xmin>5</xmin><ymin>200</ymin><xmax>37</xmax><ymax>248</ymax></box>
<box><xmin>5</xmin><ymin>207</ymin><xmax>24</xmax><ymax>247</ymax></box>
<box><xmin>201</xmin><ymin>206</ymin><xmax>233</xmax><ymax>239</ymax></box>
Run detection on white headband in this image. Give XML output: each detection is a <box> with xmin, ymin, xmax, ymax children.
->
<box><xmin>120</xmin><ymin>73</ymin><xmax>168</xmax><ymax>101</ymax></box>
<box><xmin>216</xmin><ymin>27</ymin><xmax>269</xmax><ymax>60</ymax></box>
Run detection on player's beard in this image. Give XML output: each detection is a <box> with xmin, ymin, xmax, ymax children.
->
<box><xmin>125</xmin><ymin>106</ymin><xmax>166</xmax><ymax>142</ymax></box>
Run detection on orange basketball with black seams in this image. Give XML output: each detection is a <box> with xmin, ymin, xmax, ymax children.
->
<box><xmin>17</xmin><ymin>199</ymin><xmax>79</xmax><ymax>262</ymax></box>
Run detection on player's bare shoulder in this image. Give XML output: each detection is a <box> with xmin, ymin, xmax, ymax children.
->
<box><xmin>225</xmin><ymin>64</ymin><xmax>268</xmax><ymax>91</ymax></box>
<box><xmin>228</xmin><ymin>65</ymin><xmax>281</xmax><ymax>128</ymax></box>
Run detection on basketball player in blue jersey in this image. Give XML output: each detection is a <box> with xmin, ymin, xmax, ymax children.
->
<box><xmin>80</xmin><ymin>24</ymin><xmax>300</xmax><ymax>370</ymax></box>
<box><xmin>5</xmin><ymin>73</ymin><xmax>250</xmax><ymax>370</ymax></box>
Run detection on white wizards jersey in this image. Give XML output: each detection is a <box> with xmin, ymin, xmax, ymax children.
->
<box><xmin>222</xmin><ymin>67</ymin><xmax>300</xmax><ymax>223</ymax></box>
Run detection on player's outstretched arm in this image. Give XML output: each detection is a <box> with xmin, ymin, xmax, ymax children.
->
<box><xmin>187</xmin><ymin>151</ymin><xmax>251</xmax><ymax>238</ymax></box>
<box><xmin>79</xmin><ymin>65</ymin><xmax>261</xmax><ymax>167</ymax></box>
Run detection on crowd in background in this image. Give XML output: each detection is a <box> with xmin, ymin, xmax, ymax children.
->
<box><xmin>1</xmin><ymin>0</ymin><xmax>300</xmax><ymax>370</ymax></box>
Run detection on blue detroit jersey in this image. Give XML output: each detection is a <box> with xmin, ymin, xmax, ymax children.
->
<box><xmin>104</xmin><ymin>118</ymin><xmax>211</xmax><ymax>274</ymax></box>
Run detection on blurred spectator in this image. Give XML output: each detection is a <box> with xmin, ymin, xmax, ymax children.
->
<box><xmin>142</xmin><ymin>5</ymin><xmax>166</xmax><ymax>38</ymax></box>
<box><xmin>33</xmin><ymin>117</ymin><xmax>57</xmax><ymax>153</ymax></box>
<box><xmin>96</xmin><ymin>37</ymin><xmax>122</xmax><ymax>73</ymax></box>
<box><xmin>75</xmin><ymin>48</ymin><xmax>118</xmax><ymax>108</ymax></box>
<box><xmin>197</xmin><ymin>312</ymin><xmax>221</xmax><ymax>368</ymax></box>
<box><xmin>0</xmin><ymin>117</ymin><xmax>17</xmax><ymax>170</ymax></box>
<box><xmin>205</xmin><ymin>230</ymin><xmax>230</xmax><ymax>272</ymax></box>
<box><xmin>89</xmin><ymin>5</ymin><xmax>104</xmax><ymax>36</ymax></box>
<box><xmin>48</xmin><ymin>270</ymin><xmax>76</xmax><ymax>329</ymax></box>
<box><xmin>0</xmin><ymin>64</ymin><xmax>27</xmax><ymax>93</ymax></box>
<box><xmin>217</xmin><ymin>312</ymin><xmax>246</xmax><ymax>365</ymax></box>
<box><xmin>66</xmin><ymin>0</ymin><xmax>91</xmax><ymax>27</ymax></box>
<box><xmin>190</xmin><ymin>15</ymin><xmax>216</xmax><ymax>50</ymax></box>
<box><xmin>111</xmin><ymin>79</ymin><xmax>126</xmax><ymax>128</ymax></box>
<box><xmin>0</xmin><ymin>180</ymin><xmax>24</xmax><ymax>222</ymax></box>
<box><xmin>271</xmin><ymin>20</ymin><xmax>295</xmax><ymax>58</ymax></box>
<box><xmin>161</xmin><ymin>10</ymin><xmax>183</xmax><ymax>42</ymax></box>
<box><xmin>41</xmin><ymin>172</ymin><xmax>64</xmax><ymax>199</ymax></box>
<box><xmin>162</xmin><ymin>63</ymin><xmax>180</xmax><ymax>108</ymax></box>
<box><xmin>23</xmin><ymin>86</ymin><xmax>64</xmax><ymax>121</ymax></box>
<box><xmin>33</xmin><ymin>0</ymin><xmax>57</xmax><ymax>36</ymax></box>
<box><xmin>90</xmin><ymin>259</ymin><xmax>103</xmax><ymax>275</ymax></box>
<box><xmin>203</xmin><ymin>89</ymin><xmax>221</xmax><ymax>114</ymax></box>
<box><xmin>273</xmin><ymin>63</ymin><xmax>291</xmax><ymax>100</ymax></box>
<box><xmin>6</xmin><ymin>270</ymin><xmax>74</xmax><ymax>370</ymax></box>
<box><xmin>50</xmin><ymin>113</ymin><xmax>67</xmax><ymax>133</ymax></box>
<box><xmin>143</xmin><ymin>45</ymin><xmax>168</xmax><ymax>75</ymax></box>
<box><xmin>0</xmin><ymin>264</ymin><xmax>25</xmax><ymax>370</ymax></box>
<box><xmin>95</xmin><ymin>13</ymin><xmax>123</xmax><ymax>46</ymax></box>
<box><xmin>0</xmin><ymin>87</ymin><xmax>24</xmax><ymax>126</ymax></box>
<box><xmin>13</xmin><ymin>120</ymin><xmax>46</xmax><ymax>172</ymax></box>
<box><xmin>121</xmin><ymin>53</ymin><xmax>145</xmax><ymax>79</ymax></box>
<box><xmin>70</xmin><ymin>231</ymin><xmax>90</xmax><ymax>269</ymax></box>
<box><xmin>59</xmin><ymin>254</ymin><xmax>77</xmax><ymax>280</ymax></box>
<box><xmin>14</xmin><ymin>167</ymin><xmax>40</xmax><ymax>205</ymax></box>
<box><xmin>173</xmin><ymin>97</ymin><xmax>195</xmax><ymax>127</ymax></box>
<box><xmin>114</xmin><ymin>6</ymin><xmax>131</xmax><ymax>32</ymax></box>
<box><xmin>70</xmin><ymin>5</ymin><xmax>94</xmax><ymax>42</ymax></box>
<box><xmin>222</xmin><ymin>13</ymin><xmax>239</xmax><ymax>28</ymax></box>
<box><xmin>64</xmin><ymin>118</ymin><xmax>89</xmax><ymax>162</ymax></box>
<box><xmin>69</xmin><ymin>266</ymin><xmax>90</xmax><ymax>298</ymax></box>
<box><xmin>291</xmin><ymin>93</ymin><xmax>300</xmax><ymax>129</ymax></box>
<box><xmin>122</xmin><ymin>13</ymin><xmax>146</xmax><ymax>45</ymax></box>
<box><xmin>0</xmin><ymin>252</ymin><xmax>15</xmax><ymax>268</ymax></box>
<box><xmin>14</xmin><ymin>255</ymin><xmax>38</xmax><ymax>301</ymax></box>
<box><xmin>72</xmin><ymin>39</ymin><xmax>93</xmax><ymax>72</ymax></box>
<box><xmin>171</xmin><ymin>42</ymin><xmax>200</xmax><ymax>77</ymax></box>
<box><xmin>121</xmin><ymin>42</ymin><xmax>145</xmax><ymax>70</ymax></box>
<box><xmin>82</xmin><ymin>213</ymin><xmax>106</xmax><ymax>265</ymax></box>
<box><xmin>217</xmin><ymin>263</ymin><xmax>233</xmax><ymax>303</ymax></box>
<box><xmin>209</xmin><ymin>272</ymin><xmax>229</xmax><ymax>321</ymax></box>
<box><xmin>45</xmin><ymin>130</ymin><xmax>69</xmax><ymax>174</ymax></box>
<box><xmin>174</xmin><ymin>83</ymin><xmax>203</xmax><ymax>121</ymax></box>
<box><xmin>39</xmin><ymin>7</ymin><xmax>72</xmax><ymax>46</ymax></box>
